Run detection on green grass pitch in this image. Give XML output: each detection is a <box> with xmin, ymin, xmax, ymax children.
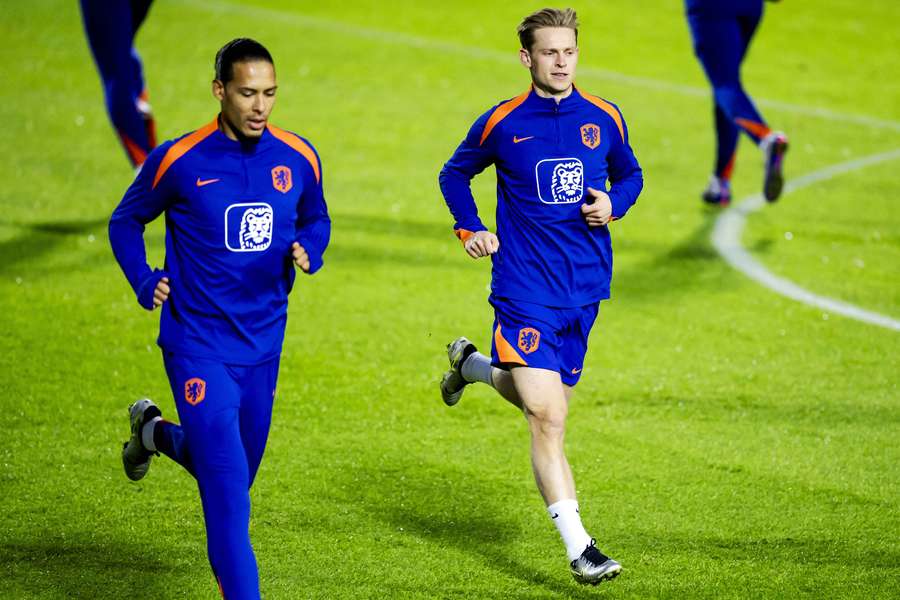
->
<box><xmin>1</xmin><ymin>0</ymin><xmax>898</xmax><ymax>597</ymax></box>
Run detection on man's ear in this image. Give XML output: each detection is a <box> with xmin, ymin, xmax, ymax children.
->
<box><xmin>519</xmin><ymin>48</ymin><xmax>532</xmax><ymax>69</ymax></box>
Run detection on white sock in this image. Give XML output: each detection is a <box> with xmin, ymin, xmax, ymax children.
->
<box><xmin>142</xmin><ymin>416</ymin><xmax>162</xmax><ymax>452</ymax></box>
<box><xmin>461</xmin><ymin>351</ymin><xmax>493</xmax><ymax>385</ymax></box>
<box><xmin>548</xmin><ymin>499</ymin><xmax>592</xmax><ymax>560</ymax></box>
<box><xmin>707</xmin><ymin>174</ymin><xmax>728</xmax><ymax>193</ymax></box>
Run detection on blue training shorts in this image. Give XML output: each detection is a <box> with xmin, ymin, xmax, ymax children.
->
<box><xmin>489</xmin><ymin>295</ymin><xmax>600</xmax><ymax>387</ymax></box>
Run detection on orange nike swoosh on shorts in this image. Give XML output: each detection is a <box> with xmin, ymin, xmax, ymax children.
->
<box><xmin>196</xmin><ymin>177</ymin><xmax>220</xmax><ymax>187</ymax></box>
<box><xmin>513</xmin><ymin>135</ymin><xmax>534</xmax><ymax>144</ymax></box>
<box><xmin>571</xmin><ymin>367</ymin><xmax>582</xmax><ymax>374</ymax></box>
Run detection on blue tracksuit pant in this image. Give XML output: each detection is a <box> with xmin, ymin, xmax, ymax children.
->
<box><xmin>80</xmin><ymin>0</ymin><xmax>157</xmax><ymax>166</ymax></box>
<box><xmin>687</xmin><ymin>1</ymin><xmax>771</xmax><ymax>179</ymax></box>
<box><xmin>156</xmin><ymin>352</ymin><xmax>279</xmax><ymax>600</ymax></box>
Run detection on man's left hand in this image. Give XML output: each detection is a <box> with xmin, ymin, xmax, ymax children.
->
<box><xmin>582</xmin><ymin>187</ymin><xmax>613</xmax><ymax>227</ymax></box>
<box><xmin>292</xmin><ymin>242</ymin><xmax>310</xmax><ymax>272</ymax></box>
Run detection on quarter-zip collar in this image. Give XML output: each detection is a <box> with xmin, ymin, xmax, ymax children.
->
<box><xmin>211</xmin><ymin>113</ymin><xmax>272</xmax><ymax>155</ymax></box>
<box><xmin>526</xmin><ymin>85</ymin><xmax>583</xmax><ymax>113</ymax></box>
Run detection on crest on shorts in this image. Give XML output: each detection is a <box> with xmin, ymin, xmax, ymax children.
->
<box><xmin>271</xmin><ymin>165</ymin><xmax>292</xmax><ymax>193</ymax></box>
<box><xmin>580</xmin><ymin>123</ymin><xmax>601</xmax><ymax>149</ymax></box>
<box><xmin>184</xmin><ymin>377</ymin><xmax>206</xmax><ymax>405</ymax></box>
<box><xmin>518</xmin><ymin>327</ymin><xmax>541</xmax><ymax>354</ymax></box>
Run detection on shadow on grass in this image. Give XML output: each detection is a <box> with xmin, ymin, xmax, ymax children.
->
<box><xmin>627</xmin><ymin>530</ymin><xmax>900</xmax><ymax>569</ymax></box>
<box><xmin>345</xmin><ymin>460</ymin><xmax>603</xmax><ymax>599</ymax></box>
<box><xmin>0</xmin><ymin>218</ymin><xmax>108</xmax><ymax>275</ymax></box>
<box><xmin>0</xmin><ymin>538</ymin><xmax>187</xmax><ymax>598</ymax></box>
<box><xmin>324</xmin><ymin>213</ymin><xmax>486</xmax><ymax>271</ymax></box>
<box><xmin>613</xmin><ymin>209</ymin><xmax>728</xmax><ymax>302</ymax></box>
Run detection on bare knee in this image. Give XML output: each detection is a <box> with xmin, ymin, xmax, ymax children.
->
<box><xmin>526</xmin><ymin>404</ymin><xmax>568</xmax><ymax>440</ymax></box>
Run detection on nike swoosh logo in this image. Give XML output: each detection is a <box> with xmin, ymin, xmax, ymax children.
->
<box><xmin>551</xmin><ymin>513</ymin><xmax>559</xmax><ymax>519</ymax></box>
<box><xmin>571</xmin><ymin>367</ymin><xmax>582</xmax><ymax>374</ymax></box>
<box><xmin>196</xmin><ymin>177</ymin><xmax>220</xmax><ymax>187</ymax></box>
<box><xmin>513</xmin><ymin>136</ymin><xmax>534</xmax><ymax>144</ymax></box>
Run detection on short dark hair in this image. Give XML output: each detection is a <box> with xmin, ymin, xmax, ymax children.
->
<box><xmin>214</xmin><ymin>38</ymin><xmax>274</xmax><ymax>84</ymax></box>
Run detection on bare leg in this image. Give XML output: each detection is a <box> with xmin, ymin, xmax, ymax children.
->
<box><xmin>477</xmin><ymin>357</ymin><xmax>618</xmax><ymax>576</ymax></box>
<box><xmin>510</xmin><ymin>366</ymin><xmax>576</xmax><ymax>505</ymax></box>
<box><xmin>490</xmin><ymin>367</ymin><xmax>522</xmax><ymax>409</ymax></box>
<box><xmin>491</xmin><ymin>366</ymin><xmax>572</xmax><ymax>409</ymax></box>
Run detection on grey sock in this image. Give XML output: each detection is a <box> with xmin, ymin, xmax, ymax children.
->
<box><xmin>142</xmin><ymin>416</ymin><xmax>161</xmax><ymax>452</ymax></box>
<box><xmin>461</xmin><ymin>351</ymin><xmax>493</xmax><ymax>385</ymax></box>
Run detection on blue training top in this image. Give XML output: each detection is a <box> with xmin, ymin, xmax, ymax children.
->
<box><xmin>439</xmin><ymin>86</ymin><xmax>643</xmax><ymax>307</ymax></box>
<box><xmin>109</xmin><ymin>117</ymin><xmax>331</xmax><ymax>365</ymax></box>
<box><xmin>685</xmin><ymin>0</ymin><xmax>764</xmax><ymax>16</ymax></box>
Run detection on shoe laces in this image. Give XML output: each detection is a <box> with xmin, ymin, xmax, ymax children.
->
<box><xmin>581</xmin><ymin>539</ymin><xmax>610</xmax><ymax>566</ymax></box>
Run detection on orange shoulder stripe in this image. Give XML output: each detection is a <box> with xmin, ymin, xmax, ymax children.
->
<box><xmin>479</xmin><ymin>89</ymin><xmax>531</xmax><ymax>146</ymax></box>
<box><xmin>494</xmin><ymin>324</ymin><xmax>527</xmax><ymax>366</ymax></box>
<box><xmin>152</xmin><ymin>118</ymin><xmax>218</xmax><ymax>189</ymax></box>
<box><xmin>267</xmin><ymin>125</ymin><xmax>321</xmax><ymax>184</ymax></box>
<box><xmin>579</xmin><ymin>91</ymin><xmax>625</xmax><ymax>143</ymax></box>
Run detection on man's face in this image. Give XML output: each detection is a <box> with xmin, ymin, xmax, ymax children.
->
<box><xmin>213</xmin><ymin>60</ymin><xmax>277</xmax><ymax>140</ymax></box>
<box><xmin>520</xmin><ymin>27</ymin><xmax>578</xmax><ymax>96</ymax></box>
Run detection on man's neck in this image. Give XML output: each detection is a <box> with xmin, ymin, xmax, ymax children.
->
<box><xmin>218</xmin><ymin>114</ymin><xmax>260</xmax><ymax>146</ymax></box>
<box><xmin>532</xmin><ymin>82</ymin><xmax>573</xmax><ymax>103</ymax></box>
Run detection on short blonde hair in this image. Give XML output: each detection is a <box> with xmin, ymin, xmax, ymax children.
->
<box><xmin>517</xmin><ymin>8</ymin><xmax>579</xmax><ymax>51</ymax></box>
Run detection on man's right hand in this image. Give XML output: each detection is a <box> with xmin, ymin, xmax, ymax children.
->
<box><xmin>152</xmin><ymin>276</ymin><xmax>170</xmax><ymax>309</ymax></box>
<box><xmin>464</xmin><ymin>231</ymin><xmax>500</xmax><ymax>259</ymax></box>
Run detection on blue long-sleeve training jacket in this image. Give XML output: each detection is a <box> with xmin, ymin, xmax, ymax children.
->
<box><xmin>109</xmin><ymin>117</ymin><xmax>331</xmax><ymax>364</ymax></box>
<box><xmin>686</xmin><ymin>0</ymin><xmax>764</xmax><ymax>16</ymax></box>
<box><xmin>439</xmin><ymin>86</ymin><xmax>643</xmax><ymax>307</ymax></box>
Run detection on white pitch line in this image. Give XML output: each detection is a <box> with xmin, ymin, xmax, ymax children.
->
<box><xmin>185</xmin><ymin>0</ymin><xmax>900</xmax><ymax>132</ymax></box>
<box><xmin>712</xmin><ymin>148</ymin><xmax>900</xmax><ymax>332</ymax></box>
<box><xmin>186</xmin><ymin>0</ymin><xmax>900</xmax><ymax>329</ymax></box>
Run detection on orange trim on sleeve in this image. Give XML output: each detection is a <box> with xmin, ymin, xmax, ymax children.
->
<box><xmin>579</xmin><ymin>90</ymin><xmax>625</xmax><ymax>143</ymax></box>
<box><xmin>118</xmin><ymin>130</ymin><xmax>148</xmax><ymax>167</ymax></box>
<box><xmin>721</xmin><ymin>151</ymin><xmax>737</xmax><ymax>181</ymax></box>
<box><xmin>479</xmin><ymin>89</ymin><xmax>531</xmax><ymax>146</ymax></box>
<box><xmin>139</xmin><ymin>88</ymin><xmax>158</xmax><ymax>148</ymax></box>
<box><xmin>152</xmin><ymin>118</ymin><xmax>218</xmax><ymax>189</ymax></box>
<box><xmin>455</xmin><ymin>229</ymin><xmax>476</xmax><ymax>244</ymax></box>
<box><xmin>267</xmin><ymin>125</ymin><xmax>321</xmax><ymax>184</ymax></box>
<box><xmin>734</xmin><ymin>118</ymin><xmax>772</xmax><ymax>140</ymax></box>
<box><xmin>494</xmin><ymin>324</ymin><xmax>527</xmax><ymax>366</ymax></box>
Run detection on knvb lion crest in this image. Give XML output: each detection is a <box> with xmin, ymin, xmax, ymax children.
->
<box><xmin>535</xmin><ymin>158</ymin><xmax>584</xmax><ymax>204</ymax></box>
<box><xmin>239</xmin><ymin>206</ymin><xmax>273</xmax><ymax>250</ymax></box>
<box><xmin>184</xmin><ymin>377</ymin><xmax>206</xmax><ymax>405</ymax></box>
<box><xmin>518</xmin><ymin>327</ymin><xmax>541</xmax><ymax>354</ymax></box>
<box><xmin>271</xmin><ymin>165</ymin><xmax>292</xmax><ymax>193</ymax></box>
<box><xmin>551</xmin><ymin>161</ymin><xmax>583</xmax><ymax>203</ymax></box>
<box><xmin>580</xmin><ymin>123</ymin><xmax>601</xmax><ymax>149</ymax></box>
<box><xmin>225</xmin><ymin>202</ymin><xmax>273</xmax><ymax>252</ymax></box>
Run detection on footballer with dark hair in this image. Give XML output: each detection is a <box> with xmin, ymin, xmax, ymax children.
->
<box><xmin>110</xmin><ymin>38</ymin><xmax>331</xmax><ymax>598</ymax></box>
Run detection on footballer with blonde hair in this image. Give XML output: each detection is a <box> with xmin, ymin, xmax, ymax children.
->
<box><xmin>439</xmin><ymin>7</ymin><xmax>643</xmax><ymax>586</ymax></box>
